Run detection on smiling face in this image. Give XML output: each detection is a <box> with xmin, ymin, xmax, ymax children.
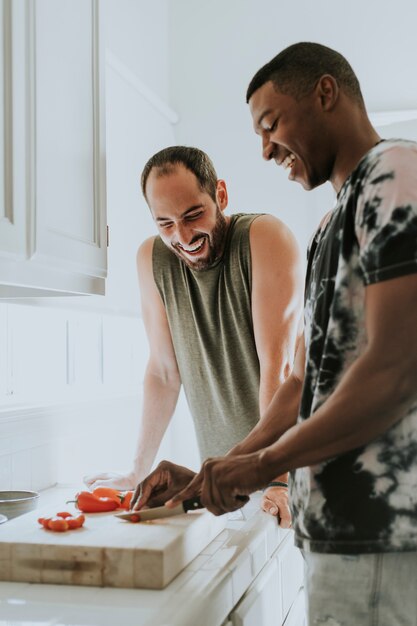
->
<box><xmin>146</xmin><ymin>164</ymin><xmax>229</xmax><ymax>271</ymax></box>
<box><xmin>249</xmin><ymin>80</ymin><xmax>335</xmax><ymax>191</ymax></box>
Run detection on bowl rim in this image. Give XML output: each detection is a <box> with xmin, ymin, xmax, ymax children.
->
<box><xmin>0</xmin><ymin>490</ymin><xmax>40</xmax><ymax>503</ymax></box>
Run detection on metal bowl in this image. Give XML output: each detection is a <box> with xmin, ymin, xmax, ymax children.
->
<box><xmin>0</xmin><ymin>490</ymin><xmax>40</xmax><ymax>520</ymax></box>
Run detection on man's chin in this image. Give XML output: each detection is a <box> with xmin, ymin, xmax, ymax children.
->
<box><xmin>172</xmin><ymin>247</ymin><xmax>212</xmax><ymax>271</ymax></box>
<box><xmin>182</xmin><ymin>255</ymin><xmax>213</xmax><ymax>271</ymax></box>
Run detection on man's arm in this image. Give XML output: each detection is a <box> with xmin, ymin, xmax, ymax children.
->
<box><xmin>250</xmin><ymin>214</ymin><xmax>304</xmax><ymax>413</ymax></box>
<box><xmin>84</xmin><ymin>238</ymin><xmax>181</xmax><ymax>490</ymax></box>
<box><xmin>229</xmin><ymin>335</ymin><xmax>305</xmax><ymax>456</ymax></box>
<box><xmin>261</xmin><ymin>272</ymin><xmax>417</xmax><ymax>472</ymax></box>
<box><xmin>174</xmin><ymin>273</ymin><xmax>417</xmax><ymax>515</ymax></box>
<box><xmin>248</xmin><ymin>215</ymin><xmax>304</xmax><ymax>523</ymax></box>
<box><xmin>133</xmin><ymin>340</ymin><xmax>305</xmax><ymax>511</ymax></box>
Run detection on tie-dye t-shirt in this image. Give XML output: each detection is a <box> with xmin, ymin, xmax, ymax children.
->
<box><xmin>292</xmin><ymin>139</ymin><xmax>417</xmax><ymax>554</ymax></box>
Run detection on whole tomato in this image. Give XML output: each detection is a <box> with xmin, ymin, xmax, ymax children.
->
<box><xmin>92</xmin><ymin>487</ymin><xmax>122</xmax><ymax>505</ymax></box>
<box><xmin>70</xmin><ymin>491</ymin><xmax>119</xmax><ymax>513</ymax></box>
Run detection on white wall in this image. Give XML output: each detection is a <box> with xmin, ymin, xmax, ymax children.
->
<box><xmin>168</xmin><ymin>0</ymin><xmax>417</xmax><ymax>254</ymax></box>
<box><xmin>0</xmin><ymin>0</ymin><xmax>200</xmax><ymax>493</ymax></box>
<box><xmin>103</xmin><ymin>0</ymin><xmax>170</xmax><ymax>104</ymax></box>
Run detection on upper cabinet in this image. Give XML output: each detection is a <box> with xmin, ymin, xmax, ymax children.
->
<box><xmin>0</xmin><ymin>0</ymin><xmax>107</xmax><ymax>297</ymax></box>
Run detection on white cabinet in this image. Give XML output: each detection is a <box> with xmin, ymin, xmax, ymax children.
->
<box><xmin>284</xmin><ymin>588</ymin><xmax>306</xmax><ymax>626</ymax></box>
<box><xmin>276</xmin><ymin>532</ymin><xmax>305</xmax><ymax>619</ymax></box>
<box><xmin>0</xmin><ymin>0</ymin><xmax>107</xmax><ymax>297</ymax></box>
<box><xmin>0</xmin><ymin>0</ymin><xmax>26</xmax><ymax>260</ymax></box>
<box><xmin>228</xmin><ymin>531</ymin><xmax>305</xmax><ymax>626</ymax></box>
<box><xmin>230</xmin><ymin>558</ymin><xmax>283</xmax><ymax>626</ymax></box>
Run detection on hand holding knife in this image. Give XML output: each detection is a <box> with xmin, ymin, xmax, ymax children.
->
<box><xmin>115</xmin><ymin>496</ymin><xmax>204</xmax><ymax>522</ymax></box>
<box><xmin>116</xmin><ymin>494</ymin><xmax>248</xmax><ymax>522</ymax></box>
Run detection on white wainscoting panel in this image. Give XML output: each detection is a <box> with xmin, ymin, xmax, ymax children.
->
<box><xmin>8</xmin><ymin>304</ymin><xmax>68</xmax><ymax>402</ymax></box>
<box><xmin>0</xmin><ymin>304</ymin><xmax>8</xmax><ymax>399</ymax></box>
<box><xmin>0</xmin><ymin>300</ymin><xmax>200</xmax><ymax>491</ymax></box>
<box><xmin>67</xmin><ymin>312</ymin><xmax>103</xmax><ymax>390</ymax></box>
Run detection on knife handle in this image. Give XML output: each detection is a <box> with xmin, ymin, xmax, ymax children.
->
<box><xmin>183</xmin><ymin>496</ymin><xmax>204</xmax><ymax>512</ymax></box>
<box><xmin>183</xmin><ymin>494</ymin><xmax>248</xmax><ymax>512</ymax></box>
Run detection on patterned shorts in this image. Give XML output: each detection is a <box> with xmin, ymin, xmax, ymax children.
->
<box><xmin>303</xmin><ymin>551</ymin><xmax>417</xmax><ymax>626</ymax></box>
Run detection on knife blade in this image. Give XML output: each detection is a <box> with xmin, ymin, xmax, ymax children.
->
<box><xmin>115</xmin><ymin>496</ymin><xmax>204</xmax><ymax>522</ymax></box>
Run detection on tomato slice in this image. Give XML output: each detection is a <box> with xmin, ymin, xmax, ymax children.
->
<box><xmin>47</xmin><ymin>517</ymin><xmax>69</xmax><ymax>532</ymax></box>
<box><xmin>66</xmin><ymin>514</ymin><xmax>85</xmax><ymax>529</ymax></box>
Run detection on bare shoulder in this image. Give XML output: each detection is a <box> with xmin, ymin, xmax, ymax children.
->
<box><xmin>249</xmin><ymin>214</ymin><xmax>300</xmax><ymax>263</ymax></box>
<box><xmin>136</xmin><ymin>236</ymin><xmax>157</xmax><ymax>269</ymax></box>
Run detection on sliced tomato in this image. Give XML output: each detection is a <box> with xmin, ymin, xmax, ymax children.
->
<box><xmin>47</xmin><ymin>517</ymin><xmax>69</xmax><ymax>532</ymax></box>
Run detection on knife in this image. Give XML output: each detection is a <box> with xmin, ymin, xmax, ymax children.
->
<box><xmin>115</xmin><ymin>496</ymin><xmax>204</xmax><ymax>522</ymax></box>
<box><xmin>115</xmin><ymin>494</ymin><xmax>248</xmax><ymax>522</ymax></box>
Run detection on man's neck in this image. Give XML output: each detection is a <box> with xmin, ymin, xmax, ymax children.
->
<box><xmin>330</xmin><ymin>113</ymin><xmax>381</xmax><ymax>194</ymax></box>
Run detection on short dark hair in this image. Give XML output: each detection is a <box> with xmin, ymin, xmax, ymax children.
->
<box><xmin>246</xmin><ymin>42</ymin><xmax>364</xmax><ymax>107</ymax></box>
<box><xmin>141</xmin><ymin>146</ymin><xmax>218</xmax><ymax>202</ymax></box>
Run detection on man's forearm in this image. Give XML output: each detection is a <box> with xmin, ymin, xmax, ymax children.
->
<box><xmin>131</xmin><ymin>368</ymin><xmax>181</xmax><ymax>483</ymax></box>
<box><xmin>229</xmin><ymin>373</ymin><xmax>302</xmax><ymax>457</ymax></box>
<box><xmin>260</xmin><ymin>348</ymin><xmax>417</xmax><ymax>479</ymax></box>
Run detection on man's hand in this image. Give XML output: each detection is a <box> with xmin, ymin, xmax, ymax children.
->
<box><xmin>83</xmin><ymin>471</ymin><xmax>137</xmax><ymax>491</ymax></box>
<box><xmin>167</xmin><ymin>452</ymin><xmax>273</xmax><ymax>516</ymax></box>
<box><xmin>261</xmin><ymin>486</ymin><xmax>292</xmax><ymax>528</ymax></box>
<box><xmin>131</xmin><ymin>461</ymin><xmax>196</xmax><ymax>510</ymax></box>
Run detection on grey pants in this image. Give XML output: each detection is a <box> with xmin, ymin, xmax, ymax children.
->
<box><xmin>304</xmin><ymin>551</ymin><xmax>417</xmax><ymax>626</ymax></box>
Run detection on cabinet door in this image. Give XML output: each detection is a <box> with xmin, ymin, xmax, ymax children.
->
<box><xmin>282</xmin><ymin>587</ymin><xmax>306</xmax><ymax>626</ymax></box>
<box><xmin>230</xmin><ymin>558</ymin><xmax>283</xmax><ymax>626</ymax></box>
<box><xmin>275</xmin><ymin>533</ymin><xmax>305</xmax><ymax>619</ymax></box>
<box><xmin>31</xmin><ymin>0</ymin><xmax>107</xmax><ymax>280</ymax></box>
<box><xmin>0</xmin><ymin>0</ymin><xmax>26</xmax><ymax>258</ymax></box>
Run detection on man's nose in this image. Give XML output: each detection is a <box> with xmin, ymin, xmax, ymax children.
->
<box><xmin>175</xmin><ymin>221</ymin><xmax>192</xmax><ymax>244</ymax></box>
<box><xmin>262</xmin><ymin>134</ymin><xmax>275</xmax><ymax>161</ymax></box>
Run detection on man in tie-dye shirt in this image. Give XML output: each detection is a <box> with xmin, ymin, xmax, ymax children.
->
<box><xmin>162</xmin><ymin>43</ymin><xmax>417</xmax><ymax>625</ymax></box>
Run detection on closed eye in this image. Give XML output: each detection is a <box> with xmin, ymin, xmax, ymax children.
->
<box><xmin>185</xmin><ymin>211</ymin><xmax>203</xmax><ymax>221</ymax></box>
<box><xmin>267</xmin><ymin>119</ymin><xmax>278</xmax><ymax>132</ymax></box>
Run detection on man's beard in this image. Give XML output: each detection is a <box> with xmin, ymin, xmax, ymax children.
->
<box><xmin>172</xmin><ymin>208</ymin><xmax>228</xmax><ymax>271</ymax></box>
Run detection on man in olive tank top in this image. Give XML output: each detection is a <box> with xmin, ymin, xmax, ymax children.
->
<box><xmin>86</xmin><ymin>146</ymin><xmax>303</xmax><ymax>525</ymax></box>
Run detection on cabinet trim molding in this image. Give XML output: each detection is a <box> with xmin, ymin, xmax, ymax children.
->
<box><xmin>1</xmin><ymin>0</ymin><xmax>13</xmax><ymax>226</ymax></box>
<box><xmin>0</xmin><ymin>0</ymin><xmax>108</xmax><ymax>295</ymax></box>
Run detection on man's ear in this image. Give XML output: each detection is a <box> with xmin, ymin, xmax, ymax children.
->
<box><xmin>216</xmin><ymin>179</ymin><xmax>228</xmax><ymax>211</ymax></box>
<box><xmin>315</xmin><ymin>74</ymin><xmax>339</xmax><ymax>111</ymax></box>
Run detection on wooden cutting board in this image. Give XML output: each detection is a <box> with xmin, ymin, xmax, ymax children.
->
<box><xmin>0</xmin><ymin>503</ymin><xmax>226</xmax><ymax>589</ymax></box>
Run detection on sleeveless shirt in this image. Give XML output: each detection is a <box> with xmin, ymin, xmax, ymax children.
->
<box><xmin>152</xmin><ymin>213</ymin><xmax>261</xmax><ymax>460</ymax></box>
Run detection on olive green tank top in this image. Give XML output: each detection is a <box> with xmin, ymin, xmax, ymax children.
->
<box><xmin>152</xmin><ymin>213</ymin><xmax>262</xmax><ymax>460</ymax></box>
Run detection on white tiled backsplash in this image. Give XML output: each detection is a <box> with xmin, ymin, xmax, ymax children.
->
<box><xmin>0</xmin><ymin>302</ymin><xmax>148</xmax><ymax>490</ymax></box>
<box><xmin>0</xmin><ymin>397</ymin><xmax>141</xmax><ymax>490</ymax></box>
<box><xmin>0</xmin><ymin>301</ymin><xmax>200</xmax><ymax>491</ymax></box>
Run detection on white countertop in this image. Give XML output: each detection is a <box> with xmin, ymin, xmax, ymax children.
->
<box><xmin>0</xmin><ymin>486</ymin><xmax>292</xmax><ymax>626</ymax></box>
